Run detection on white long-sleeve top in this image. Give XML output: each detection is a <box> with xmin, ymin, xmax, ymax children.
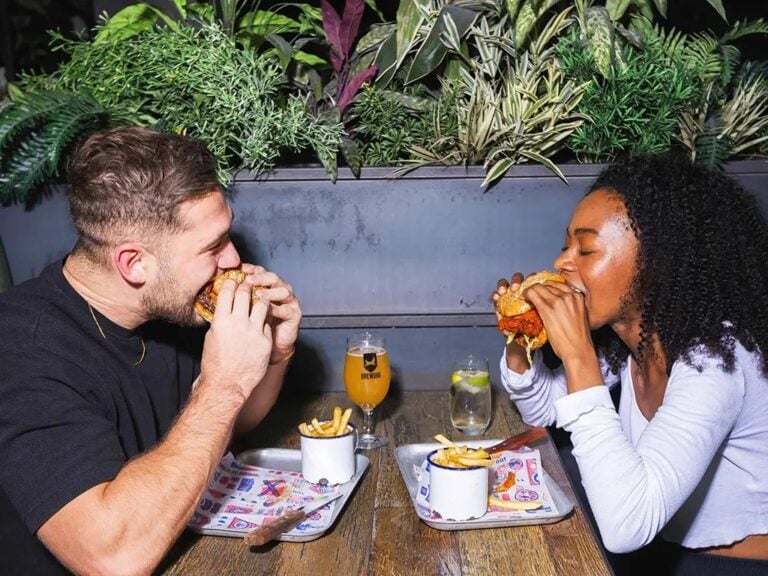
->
<box><xmin>500</xmin><ymin>341</ymin><xmax>768</xmax><ymax>553</ymax></box>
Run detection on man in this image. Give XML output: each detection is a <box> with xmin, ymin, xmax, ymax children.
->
<box><xmin>0</xmin><ymin>127</ymin><xmax>301</xmax><ymax>574</ymax></box>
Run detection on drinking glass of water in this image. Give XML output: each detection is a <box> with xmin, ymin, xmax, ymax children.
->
<box><xmin>449</xmin><ymin>354</ymin><xmax>491</xmax><ymax>435</ymax></box>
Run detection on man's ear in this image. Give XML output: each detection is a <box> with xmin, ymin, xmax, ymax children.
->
<box><xmin>114</xmin><ymin>243</ymin><xmax>153</xmax><ymax>286</ymax></box>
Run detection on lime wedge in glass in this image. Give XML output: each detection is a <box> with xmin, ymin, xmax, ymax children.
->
<box><xmin>451</xmin><ymin>369</ymin><xmax>490</xmax><ymax>388</ymax></box>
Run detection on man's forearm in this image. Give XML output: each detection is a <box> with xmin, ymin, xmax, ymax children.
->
<box><xmin>234</xmin><ymin>359</ymin><xmax>288</xmax><ymax>436</ymax></box>
<box><xmin>40</xmin><ymin>377</ymin><xmax>244</xmax><ymax>575</ymax></box>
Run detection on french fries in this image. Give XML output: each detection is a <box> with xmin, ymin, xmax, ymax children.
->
<box><xmin>430</xmin><ymin>434</ymin><xmax>493</xmax><ymax>468</ymax></box>
<box><xmin>487</xmin><ymin>496</ymin><xmax>543</xmax><ymax>511</ymax></box>
<box><xmin>298</xmin><ymin>406</ymin><xmax>353</xmax><ymax>438</ymax></box>
<box><xmin>430</xmin><ymin>434</ymin><xmax>544</xmax><ymax>512</ymax></box>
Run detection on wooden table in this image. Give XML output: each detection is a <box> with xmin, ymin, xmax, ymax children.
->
<box><xmin>159</xmin><ymin>389</ymin><xmax>612</xmax><ymax>576</ymax></box>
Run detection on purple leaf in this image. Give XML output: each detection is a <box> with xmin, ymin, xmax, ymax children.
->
<box><xmin>339</xmin><ymin>0</ymin><xmax>366</xmax><ymax>60</ymax></box>
<box><xmin>337</xmin><ymin>65</ymin><xmax>377</xmax><ymax>113</ymax></box>
<box><xmin>321</xmin><ymin>0</ymin><xmax>343</xmax><ymax>72</ymax></box>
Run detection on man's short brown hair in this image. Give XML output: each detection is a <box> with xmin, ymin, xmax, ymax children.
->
<box><xmin>67</xmin><ymin>127</ymin><xmax>220</xmax><ymax>262</ymax></box>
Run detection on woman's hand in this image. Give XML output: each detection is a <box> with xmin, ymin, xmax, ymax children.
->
<box><xmin>491</xmin><ymin>273</ymin><xmax>529</xmax><ymax>373</ymax></box>
<box><xmin>523</xmin><ymin>282</ymin><xmax>602</xmax><ymax>392</ymax></box>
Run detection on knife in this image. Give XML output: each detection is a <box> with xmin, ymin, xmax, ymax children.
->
<box><xmin>484</xmin><ymin>426</ymin><xmax>548</xmax><ymax>454</ymax></box>
<box><xmin>243</xmin><ymin>492</ymin><xmax>343</xmax><ymax>546</ymax></box>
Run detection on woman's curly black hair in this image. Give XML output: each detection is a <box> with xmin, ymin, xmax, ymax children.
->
<box><xmin>589</xmin><ymin>152</ymin><xmax>768</xmax><ymax>376</ymax></box>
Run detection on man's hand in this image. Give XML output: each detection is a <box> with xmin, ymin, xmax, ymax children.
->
<box><xmin>201</xmin><ymin>278</ymin><xmax>273</xmax><ymax>401</ymax></box>
<box><xmin>241</xmin><ymin>264</ymin><xmax>301</xmax><ymax>364</ymax></box>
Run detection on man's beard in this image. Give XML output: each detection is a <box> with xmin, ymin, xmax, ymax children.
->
<box><xmin>140</xmin><ymin>262</ymin><xmax>204</xmax><ymax>327</ymax></box>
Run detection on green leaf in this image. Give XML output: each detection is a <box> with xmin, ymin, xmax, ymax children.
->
<box><xmin>264</xmin><ymin>34</ymin><xmax>294</xmax><ymax>70</ymax></box>
<box><xmin>405</xmin><ymin>5</ymin><xmax>476</xmax><ymax>85</ymax></box>
<box><xmin>519</xmin><ymin>150</ymin><xmax>567</xmax><ymax>182</ymax></box>
<box><xmin>482</xmin><ymin>157</ymin><xmax>514</xmax><ymax>187</ymax></box>
<box><xmin>704</xmin><ymin>0</ymin><xmax>727</xmax><ymax>23</ymax></box>
<box><xmin>652</xmin><ymin>0</ymin><xmax>667</xmax><ymax>19</ymax></box>
<box><xmin>357</xmin><ymin>24</ymin><xmax>395</xmax><ymax>55</ymax></box>
<box><xmin>505</xmin><ymin>0</ymin><xmax>522</xmax><ymax>21</ymax></box>
<box><xmin>171</xmin><ymin>0</ymin><xmax>187</xmax><ymax>20</ymax></box>
<box><xmin>0</xmin><ymin>90</ymin><xmax>113</xmax><ymax>204</ymax></box>
<box><xmin>396</xmin><ymin>0</ymin><xmax>428</xmax><ymax>66</ymax></box>
<box><xmin>187</xmin><ymin>4</ymin><xmax>216</xmax><ymax>22</ymax></box>
<box><xmin>340</xmin><ymin>134</ymin><xmax>362</xmax><ymax>177</ymax></box>
<box><xmin>515</xmin><ymin>3</ymin><xmax>537</xmax><ymax>49</ymax></box>
<box><xmin>365</xmin><ymin>0</ymin><xmax>385</xmax><ymax>22</ymax></box>
<box><xmin>606</xmin><ymin>0</ymin><xmax>631</xmax><ymax>22</ymax></box>
<box><xmin>238</xmin><ymin>11</ymin><xmax>303</xmax><ymax>35</ymax></box>
<box><xmin>374</xmin><ymin>31</ymin><xmax>399</xmax><ymax>88</ymax></box>
<box><xmin>293</xmin><ymin>51</ymin><xmax>327</xmax><ymax>66</ymax></box>
<box><xmin>7</xmin><ymin>84</ymin><xmax>24</xmax><ymax>102</ymax></box>
<box><xmin>584</xmin><ymin>6</ymin><xmax>615</xmax><ymax>78</ymax></box>
<box><xmin>379</xmin><ymin>90</ymin><xmax>432</xmax><ymax>111</ymax></box>
<box><xmin>94</xmin><ymin>4</ymin><xmax>160</xmax><ymax>44</ymax></box>
<box><xmin>635</xmin><ymin>0</ymin><xmax>655</xmax><ymax>21</ymax></box>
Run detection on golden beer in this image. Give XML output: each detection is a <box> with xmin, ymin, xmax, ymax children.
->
<box><xmin>344</xmin><ymin>346</ymin><xmax>391</xmax><ymax>409</ymax></box>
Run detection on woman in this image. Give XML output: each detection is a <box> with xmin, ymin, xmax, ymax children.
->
<box><xmin>494</xmin><ymin>154</ymin><xmax>768</xmax><ymax>574</ymax></box>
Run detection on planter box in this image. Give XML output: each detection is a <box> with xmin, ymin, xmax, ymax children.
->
<box><xmin>2</xmin><ymin>162</ymin><xmax>767</xmax><ymax>392</ymax></box>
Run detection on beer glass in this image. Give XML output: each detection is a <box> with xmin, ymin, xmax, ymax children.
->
<box><xmin>344</xmin><ymin>332</ymin><xmax>390</xmax><ymax>449</ymax></box>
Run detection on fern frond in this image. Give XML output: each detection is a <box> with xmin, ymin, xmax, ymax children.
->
<box><xmin>0</xmin><ymin>133</ymin><xmax>51</xmax><ymax>205</ymax></box>
<box><xmin>722</xmin><ymin>18</ymin><xmax>768</xmax><ymax>43</ymax></box>
<box><xmin>695</xmin><ymin>115</ymin><xmax>730</xmax><ymax>171</ymax></box>
<box><xmin>0</xmin><ymin>93</ymin><xmax>73</xmax><ymax>153</ymax></box>
<box><xmin>683</xmin><ymin>33</ymin><xmax>722</xmax><ymax>82</ymax></box>
<box><xmin>0</xmin><ymin>90</ymin><xmax>114</xmax><ymax>205</ymax></box>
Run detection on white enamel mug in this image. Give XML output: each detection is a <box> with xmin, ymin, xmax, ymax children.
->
<box><xmin>427</xmin><ymin>449</ymin><xmax>489</xmax><ymax>521</ymax></box>
<box><xmin>300</xmin><ymin>423</ymin><xmax>356</xmax><ymax>485</ymax></box>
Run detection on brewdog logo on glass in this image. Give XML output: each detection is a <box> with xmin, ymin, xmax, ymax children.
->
<box><xmin>363</xmin><ymin>352</ymin><xmax>377</xmax><ymax>372</ymax></box>
<box><xmin>362</xmin><ymin>352</ymin><xmax>380</xmax><ymax>379</ymax></box>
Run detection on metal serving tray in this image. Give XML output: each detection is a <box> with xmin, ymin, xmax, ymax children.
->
<box><xmin>395</xmin><ymin>439</ymin><xmax>574</xmax><ymax>531</ymax></box>
<box><xmin>195</xmin><ymin>448</ymin><xmax>369</xmax><ymax>542</ymax></box>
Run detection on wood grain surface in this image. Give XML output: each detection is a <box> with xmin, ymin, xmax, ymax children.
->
<box><xmin>158</xmin><ymin>390</ymin><xmax>612</xmax><ymax>576</ymax></box>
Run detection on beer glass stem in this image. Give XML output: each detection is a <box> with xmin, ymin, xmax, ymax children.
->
<box><xmin>362</xmin><ymin>408</ymin><xmax>376</xmax><ymax>439</ymax></box>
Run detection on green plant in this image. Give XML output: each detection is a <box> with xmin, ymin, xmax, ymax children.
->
<box><xmin>350</xmin><ymin>83</ymin><xmax>458</xmax><ymax>166</ymax></box>
<box><xmin>658</xmin><ymin>19</ymin><xmax>768</xmax><ymax>168</ymax></box>
<box><xmin>94</xmin><ymin>0</ymin><xmax>328</xmax><ymax>67</ymax></box>
<box><xmin>392</xmin><ymin>8</ymin><xmax>588</xmax><ymax>186</ymax></box>
<box><xmin>0</xmin><ymin>89</ymin><xmax>123</xmax><ymax>204</ymax></box>
<box><xmin>2</xmin><ymin>19</ymin><xmax>342</xmax><ymax>200</ymax></box>
<box><xmin>679</xmin><ymin>63</ymin><xmax>768</xmax><ymax>168</ymax></box>
<box><xmin>556</xmin><ymin>29</ymin><xmax>699</xmax><ymax>162</ymax></box>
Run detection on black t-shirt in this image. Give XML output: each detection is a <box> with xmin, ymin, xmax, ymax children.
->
<box><xmin>0</xmin><ymin>260</ymin><xmax>203</xmax><ymax>572</ymax></box>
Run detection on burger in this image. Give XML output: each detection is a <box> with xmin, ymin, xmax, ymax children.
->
<box><xmin>195</xmin><ymin>269</ymin><xmax>264</xmax><ymax>323</ymax></box>
<box><xmin>494</xmin><ymin>271</ymin><xmax>565</xmax><ymax>364</ymax></box>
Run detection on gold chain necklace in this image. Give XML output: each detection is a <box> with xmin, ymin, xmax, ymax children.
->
<box><xmin>88</xmin><ymin>302</ymin><xmax>146</xmax><ymax>366</ymax></box>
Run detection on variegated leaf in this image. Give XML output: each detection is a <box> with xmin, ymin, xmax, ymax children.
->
<box><xmin>584</xmin><ymin>6</ymin><xmax>615</xmax><ymax>78</ymax></box>
<box><xmin>519</xmin><ymin>150</ymin><xmax>566</xmax><ymax>181</ymax></box>
<box><xmin>606</xmin><ymin>0</ymin><xmax>632</xmax><ymax>21</ymax></box>
<box><xmin>515</xmin><ymin>2</ymin><xmax>537</xmax><ymax>49</ymax></box>
<box><xmin>396</xmin><ymin>0</ymin><xmax>429</xmax><ymax>64</ymax></box>
<box><xmin>505</xmin><ymin>0</ymin><xmax>522</xmax><ymax>21</ymax></box>
<box><xmin>482</xmin><ymin>157</ymin><xmax>514</xmax><ymax>187</ymax></box>
<box><xmin>405</xmin><ymin>5</ymin><xmax>476</xmax><ymax>85</ymax></box>
<box><xmin>356</xmin><ymin>23</ymin><xmax>395</xmax><ymax>55</ymax></box>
